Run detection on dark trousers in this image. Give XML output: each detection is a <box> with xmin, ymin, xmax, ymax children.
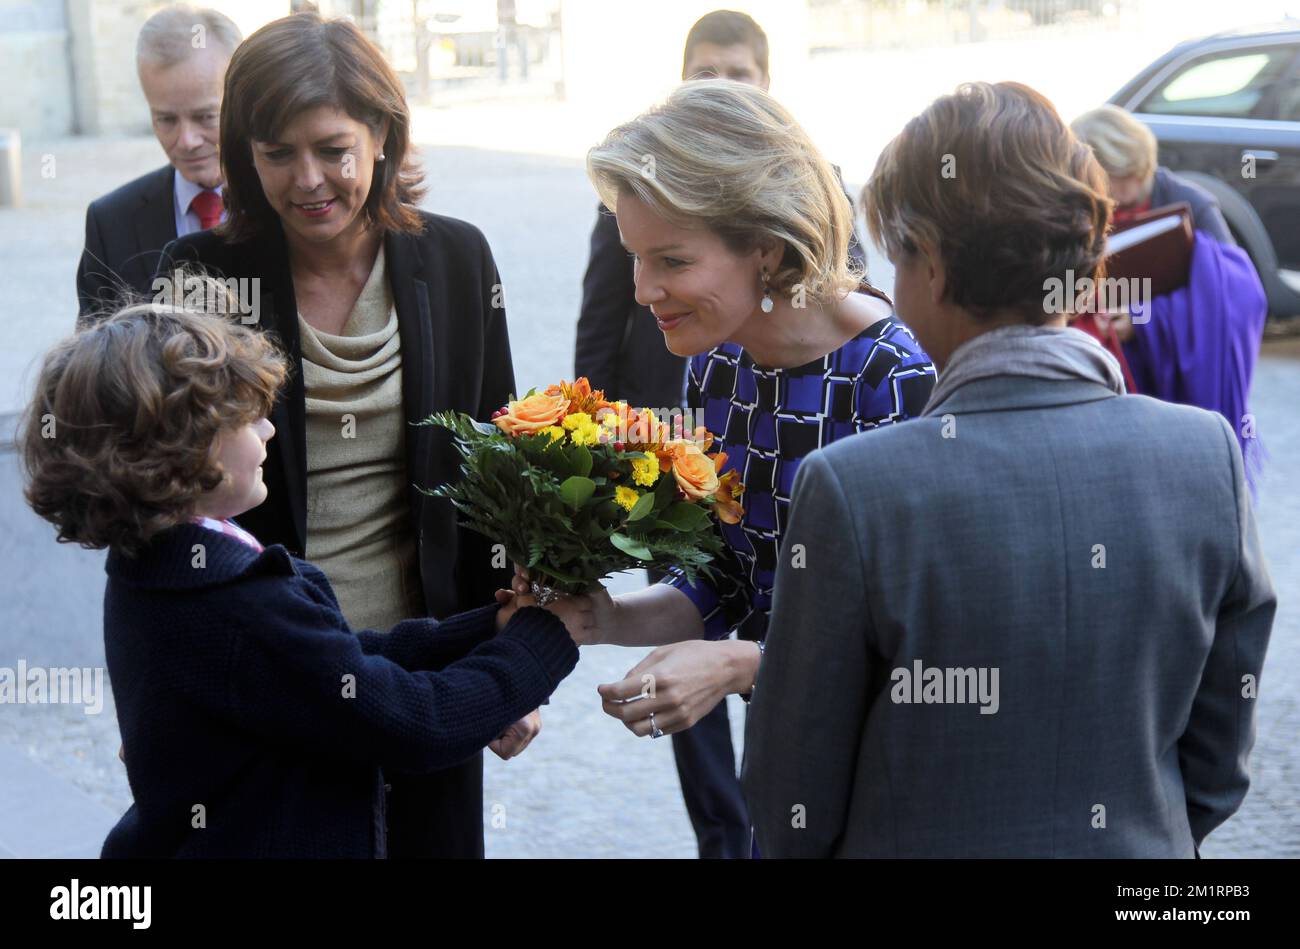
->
<box><xmin>649</xmin><ymin>567</ymin><xmax>752</xmax><ymax>858</ymax></box>
<box><xmin>671</xmin><ymin>700</ymin><xmax>752</xmax><ymax>858</ymax></box>
<box><xmin>384</xmin><ymin>754</ymin><xmax>485</xmax><ymax>858</ymax></box>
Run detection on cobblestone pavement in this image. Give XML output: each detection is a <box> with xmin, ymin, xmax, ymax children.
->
<box><xmin>0</xmin><ymin>138</ymin><xmax>1294</xmax><ymax>859</ymax></box>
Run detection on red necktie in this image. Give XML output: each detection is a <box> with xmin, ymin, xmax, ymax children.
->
<box><xmin>189</xmin><ymin>189</ymin><xmax>224</xmax><ymax>230</ymax></box>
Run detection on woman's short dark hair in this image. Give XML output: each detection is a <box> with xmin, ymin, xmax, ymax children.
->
<box><xmin>863</xmin><ymin>81</ymin><xmax>1112</xmax><ymax>324</ymax></box>
<box><xmin>682</xmin><ymin>10</ymin><xmax>769</xmax><ymax>80</ymax></box>
<box><xmin>20</xmin><ymin>291</ymin><xmax>287</xmax><ymax>557</ymax></box>
<box><xmin>219</xmin><ymin>11</ymin><xmax>425</xmax><ymax>242</ymax></box>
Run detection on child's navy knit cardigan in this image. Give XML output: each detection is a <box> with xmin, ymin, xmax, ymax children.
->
<box><xmin>100</xmin><ymin>522</ymin><xmax>578</xmax><ymax>858</ymax></box>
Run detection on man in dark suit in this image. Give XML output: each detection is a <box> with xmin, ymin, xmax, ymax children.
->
<box><xmin>76</xmin><ymin>5</ymin><xmax>241</xmax><ymax>321</ymax></box>
<box><xmin>575</xmin><ymin>10</ymin><xmax>864</xmax><ymax>860</ymax></box>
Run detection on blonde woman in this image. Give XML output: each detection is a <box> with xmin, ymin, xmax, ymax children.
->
<box><xmin>1071</xmin><ymin>104</ymin><xmax>1265</xmax><ymax>490</ymax></box>
<box><xmin>1070</xmin><ymin>104</ymin><xmax>1232</xmax><ymax>242</ymax></box>
<box><xmin>531</xmin><ymin>81</ymin><xmax>935</xmax><ymax>777</ymax></box>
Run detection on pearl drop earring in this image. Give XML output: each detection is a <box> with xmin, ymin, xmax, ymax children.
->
<box><xmin>760</xmin><ymin>269</ymin><xmax>774</xmax><ymax>314</ymax></box>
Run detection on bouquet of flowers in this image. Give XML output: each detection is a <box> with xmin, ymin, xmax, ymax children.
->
<box><xmin>422</xmin><ymin>378</ymin><xmax>743</xmax><ymax>600</ymax></box>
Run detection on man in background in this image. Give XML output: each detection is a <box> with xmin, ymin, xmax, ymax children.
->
<box><xmin>76</xmin><ymin>4</ymin><xmax>241</xmax><ymax>321</ymax></box>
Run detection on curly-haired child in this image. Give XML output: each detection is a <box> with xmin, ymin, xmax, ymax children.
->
<box><xmin>20</xmin><ymin>300</ymin><xmax>587</xmax><ymax>857</ymax></box>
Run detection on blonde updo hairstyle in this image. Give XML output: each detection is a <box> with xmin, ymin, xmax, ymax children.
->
<box><xmin>587</xmin><ymin>79</ymin><xmax>861</xmax><ymax>308</ymax></box>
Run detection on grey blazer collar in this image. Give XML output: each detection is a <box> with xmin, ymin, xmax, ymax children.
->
<box><xmin>927</xmin><ymin>374</ymin><xmax>1120</xmax><ymax>416</ymax></box>
<box><xmin>923</xmin><ymin>324</ymin><xmax>1125</xmax><ymax>416</ymax></box>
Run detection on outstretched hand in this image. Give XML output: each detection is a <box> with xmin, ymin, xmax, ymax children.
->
<box><xmin>495</xmin><ymin>584</ymin><xmax>594</xmax><ymax>645</ymax></box>
<box><xmin>597</xmin><ymin>639</ymin><xmax>756</xmax><ymax>738</ymax></box>
<box><xmin>489</xmin><ymin>709</ymin><xmax>541</xmax><ymax>760</ymax></box>
<box><xmin>507</xmin><ymin>563</ymin><xmax>605</xmax><ymax>645</ymax></box>
<box><xmin>494</xmin><ymin>587</ymin><xmax>537</xmax><ymax>631</ymax></box>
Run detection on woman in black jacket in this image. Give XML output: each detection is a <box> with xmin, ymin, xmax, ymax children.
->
<box><xmin>152</xmin><ymin>11</ymin><xmax>522</xmax><ymax>857</ymax></box>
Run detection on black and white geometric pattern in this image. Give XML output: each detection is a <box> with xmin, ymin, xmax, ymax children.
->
<box><xmin>665</xmin><ymin>316</ymin><xmax>936</xmax><ymax>641</ymax></box>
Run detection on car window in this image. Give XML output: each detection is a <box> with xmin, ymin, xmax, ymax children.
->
<box><xmin>1138</xmin><ymin>46</ymin><xmax>1296</xmax><ymax>119</ymax></box>
<box><xmin>1276</xmin><ymin>71</ymin><xmax>1300</xmax><ymax>122</ymax></box>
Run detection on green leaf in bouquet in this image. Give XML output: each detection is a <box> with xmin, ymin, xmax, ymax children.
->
<box><xmin>653</xmin><ymin>472</ymin><xmax>679</xmax><ymax>508</ymax></box>
<box><xmin>593</xmin><ymin>498</ymin><xmax>622</xmax><ymax>527</ymax></box>
<box><xmin>559</xmin><ymin>475</ymin><xmax>596</xmax><ymax>510</ymax></box>
<box><xmin>528</xmin><ymin>561</ymin><xmax>590</xmax><ymax>587</ymax></box>
<box><xmin>530</xmin><ymin>441</ymin><xmax>573</xmax><ymax>480</ymax></box>
<box><xmin>609</xmin><ymin>532</ymin><xmax>653</xmax><ymax>561</ymax></box>
<box><xmin>422</xmin><ymin>410</ymin><xmax>494</xmax><ymax>444</ymax></box>
<box><xmin>584</xmin><ymin>516</ymin><xmax>612</xmax><ymax>542</ymax></box>
<box><xmin>417</xmin><ymin>410</ymin><xmax>460</xmax><ymax>432</ymax></box>
<box><xmin>567</xmin><ymin>443</ymin><xmax>593</xmax><ymax>479</ymax></box>
<box><xmin>625</xmin><ymin>491</ymin><xmax>656</xmax><ymax>522</ymax></box>
<box><xmin>658</xmin><ymin>501</ymin><xmax>712</xmax><ymax>532</ymax></box>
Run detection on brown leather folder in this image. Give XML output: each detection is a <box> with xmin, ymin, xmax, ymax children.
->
<box><xmin>1104</xmin><ymin>201</ymin><xmax>1194</xmax><ymax>298</ymax></box>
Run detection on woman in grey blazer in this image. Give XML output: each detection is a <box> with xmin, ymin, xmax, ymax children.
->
<box><xmin>742</xmin><ymin>81</ymin><xmax>1276</xmax><ymax>858</ymax></box>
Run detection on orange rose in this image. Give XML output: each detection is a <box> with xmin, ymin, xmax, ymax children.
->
<box><xmin>670</xmin><ymin>441</ymin><xmax>720</xmax><ymax>501</ymax></box>
<box><xmin>495</xmin><ymin>393</ymin><xmax>569</xmax><ymax>436</ymax></box>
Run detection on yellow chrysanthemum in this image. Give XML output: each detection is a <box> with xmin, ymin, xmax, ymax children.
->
<box><xmin>540</xmin><ymin>426</ymin><xmax>565</xmax><ymax>443</ymax></box>
<box><xmin>562</xmin><ymin>411</ymin><xmax>592</xmax><ymax>431</ymax></box>
<box><xmin>614</xmin><ymin>486</ymin><xmax>641</xmax><ymax>512</ymax></box>
<box><xmin>567</xmin><ymin>420</ymin><xmax>601</xmax><ymax>446</ymax></box>
<box><xmin>631</xmin><ymin>452</ymin><xmax>660</xmax><ymax>487</ymax></box>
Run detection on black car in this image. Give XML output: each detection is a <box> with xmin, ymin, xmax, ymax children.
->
<box><xmin>1109</xmin><ymin>23</ymin><xmax>1300</xmax><ymax>319</ymax></box>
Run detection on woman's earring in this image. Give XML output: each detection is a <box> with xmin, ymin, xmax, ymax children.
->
<box><xmin>377</xmin><ymin>153</ymin><xmax>386</xmax><ymax>161</ymax></box>
<box><xmin>760</xmin><ymin>269</ymin><xmax>774</xmax><ymax>314</ymax></box>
